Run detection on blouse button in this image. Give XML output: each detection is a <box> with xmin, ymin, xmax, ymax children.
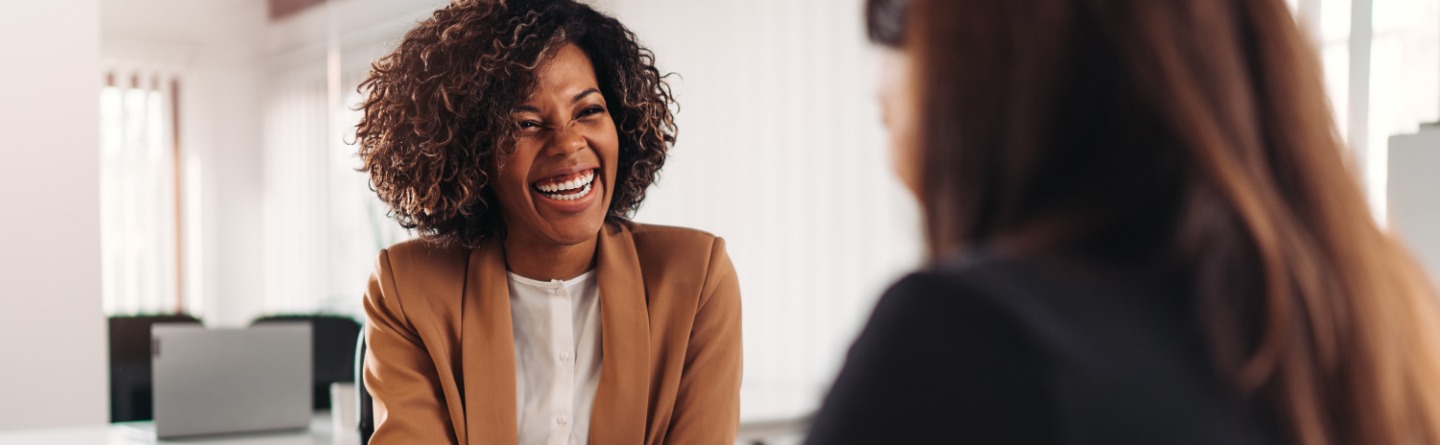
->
<box><xmin>557</xmin><ymin>415</ymin><xmax>569</xmax><ymax>425</ymax></box>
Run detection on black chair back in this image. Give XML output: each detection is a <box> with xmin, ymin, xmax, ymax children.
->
<box><xmin>108</xmin><ymin>314</ymin><xmax>202</xmax><ymax>422</ymax></box>
<box><xmin>356</xmin><ymin>333</ymin><xmax>374</xmax><ymax>444</ymax></box>
<box><xmin>252</xmin><ymin>314</ymin><xmax>362</xmax><ymax>411</ymax></box>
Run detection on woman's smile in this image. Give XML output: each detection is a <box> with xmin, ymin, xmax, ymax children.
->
<box><xmin>531</xmin><ymin>167</ymin><xmax>600</xmax><ymax>211</ymax></box>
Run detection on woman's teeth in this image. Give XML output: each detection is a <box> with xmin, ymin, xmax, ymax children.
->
<box><xmin>545</xmin><ymin>183</ymin><xmax>592</xmax><ymax>201</ymax></box>
<box><xmin>534</xmin><ymin>170</ymin><xmax>595</xmax><ymax>201</ymax></box>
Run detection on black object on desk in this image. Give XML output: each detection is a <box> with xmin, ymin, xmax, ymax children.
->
<box><xmin>108</xmin><ymin>314</ymin><xmax>203</xmax><ymax>422</ymax></box>
<box><xmin>251</xmin><ymin>314</ymin><xmax>362</xmax><ymax>411</ymax></box>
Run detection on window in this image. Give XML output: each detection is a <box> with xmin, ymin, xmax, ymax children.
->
<box><xmin>99</xmin><ymin>67</ymin><xmax>201</xmax><ymax>315</ymax></box>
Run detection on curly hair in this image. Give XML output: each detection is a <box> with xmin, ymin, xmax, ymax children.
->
<box><xmin>356</xmin><ymin>0</ymin><xmax>676</xmax><ymax>247</ymax></box>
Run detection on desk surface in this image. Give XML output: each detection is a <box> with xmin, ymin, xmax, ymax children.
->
<box><xmin>0</xmin><ymin>386</ymin><xmax>817</xmax><ymax>444</ymax></box>
<box><xmin>0</xmin><ymin>413</ymin><xmax>350</xmax><ymax>445</ymax></box>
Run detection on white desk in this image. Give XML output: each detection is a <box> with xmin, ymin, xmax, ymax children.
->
<box><xmin>0</xmin><ymin>413</ymin><xmax>357</xmax><ymax>445</ymax></box>
<box><xmin>0</xmin><ymin>387</ymin><xmax>816</xmax><ymax>445</ymax></box>
<box><xmin>737</xmin><ymin>384</ymin><xmax>820</xmax><ymax>443</ymax></box>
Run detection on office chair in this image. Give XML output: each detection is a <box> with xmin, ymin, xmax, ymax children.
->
<box><xmin>108</xmin><ymin>314</ymin><xmax>203</xmax><ymax>422</ymax></box>
<box><xmin>356</xmin><ymin>333</ymin><xmax>374</xmax><ymax>444</ymax></box>
<box><xmin>251</xmin><ymin>314</ymin><xmax>362</xmax><ymax>411</ymax></box>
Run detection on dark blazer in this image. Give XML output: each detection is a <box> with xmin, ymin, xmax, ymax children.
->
<box><xmin>806</xmin><ymin>251</ymin><xmax>1281</xmax><ymax>445</ymax></box>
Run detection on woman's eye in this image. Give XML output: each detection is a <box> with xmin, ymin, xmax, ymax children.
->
<box><xmin>579</xmin><ymin>106</ymin><xmax>605</xmax><ymax>118</ymax></box>
<box><xmin>518</xmin><ymin>120</ymin><xmax>543</xmax><ymax>130</ymax></box>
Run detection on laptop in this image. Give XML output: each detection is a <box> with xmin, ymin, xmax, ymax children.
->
<box><xmin>145</xmin><ymin>323</ymin><xmax>313</xmax><ymax>439</ymax></box>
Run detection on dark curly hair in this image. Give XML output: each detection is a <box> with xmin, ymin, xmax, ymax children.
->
<box><xmin>356</xmin><ymin>0</ymin><xmax>676</xmax><ymax>247</ymax></box>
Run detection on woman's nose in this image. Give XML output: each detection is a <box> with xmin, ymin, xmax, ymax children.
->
<box><xmin>545</xmin><ymin>125</ymin><xmax>587</xmax><ymax>157</ymax></box>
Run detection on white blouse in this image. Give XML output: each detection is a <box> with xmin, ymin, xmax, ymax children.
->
<box><xmin>507</xmin><ymin>270</ymin><xmax>603</xmax><ymax>445</ymax></box>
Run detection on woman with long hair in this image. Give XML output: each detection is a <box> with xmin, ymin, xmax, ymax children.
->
<box><xmin>808</xmin><ymin>0</ymin><xmax>1440</xmax><ymax>443</ymax></box>
<box><xmin>355</xmin><ymin>1</ymin><xmax>742</xmax><ymax>443</ymax></box>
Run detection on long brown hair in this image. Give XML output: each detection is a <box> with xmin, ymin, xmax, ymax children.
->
<box><xmin>905</xmin><ymin>0</ymin><xmax>1440</xmax><ymax>443</ymax></box>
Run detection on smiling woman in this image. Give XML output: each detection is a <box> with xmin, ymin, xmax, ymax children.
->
<box><xmin>353</xmin><ymin>1</ymin><xmax>742</xmax><ymax>444</ymax></box>
<box><xmin>494</xmin><ymin>44</ymin><xmax>622</xmax><ymax>281</ymax></box>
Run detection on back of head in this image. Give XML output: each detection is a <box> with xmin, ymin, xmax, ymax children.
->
<box><xmin>902</xmin><ymin>0</ymin><xmax>1440</xmax><ymax>443</ymax></box>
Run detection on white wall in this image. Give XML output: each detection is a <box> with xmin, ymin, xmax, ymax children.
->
<box><xmin>0</xmin><ymin>0</ymin><xmax>108</xmax><ymax>431</ymax></box>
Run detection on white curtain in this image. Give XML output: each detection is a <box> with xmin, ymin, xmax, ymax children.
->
<box><xmin>99</xmin><ymin>67</ymin><xmax>189</xmax><ymax>315</ymax></box>
<box><xmin>262</xmin><ymin>75</ymin><xmax>330</xmax><ymax>316</ymax></box>
<box><xmin>262</xmin><ymin>64</ymin><xmax>411</xmax><ymax>320</ymax></box>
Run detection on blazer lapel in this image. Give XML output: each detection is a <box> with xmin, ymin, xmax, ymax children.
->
<box><xmin>460</xmin><ymin>239</ymin><xmax>519</xmax><ymax>445</ymax></box>
<box><xmin>588</xmin><ymin>223</ymin><xmax>652</xmax><ymax>444</ymax></box>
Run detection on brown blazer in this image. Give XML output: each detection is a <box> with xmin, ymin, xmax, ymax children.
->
<box><xmin>362</xmin><ymin>222</ymin><xmax>742</xmax><ymax>444</ymax></box>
